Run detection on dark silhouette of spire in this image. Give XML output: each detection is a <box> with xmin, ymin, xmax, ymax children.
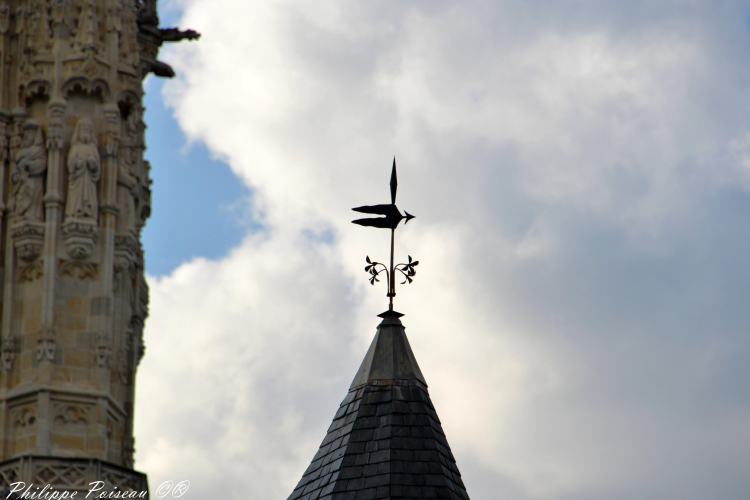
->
<box><xmin>287</xmin><ymin>160</ymin><xmax>470</xmax><ymax>499</ymax></box>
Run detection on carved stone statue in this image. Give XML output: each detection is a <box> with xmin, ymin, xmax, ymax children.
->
<box><xmin>65</xmin><ymin>118</ymin><xmax>100</xmax><ymax>221</ymax></box>
<box><xmin>11</xmin><ymin>120</ymin><xmax>47</xmax><ymax>221</ymax></box>
<box><xmin>116</xmin><ymin>146</ymin><xmax>137</xmax><ymax>234</ymax></box>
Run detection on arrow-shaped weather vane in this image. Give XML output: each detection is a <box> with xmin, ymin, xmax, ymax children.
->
<box><xmin>352</xmin><ymin>158</ymin><xmax>418</xmax><ymax>312</ymax></box>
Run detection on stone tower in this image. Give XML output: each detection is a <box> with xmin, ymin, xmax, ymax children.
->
<box><xmin>0</xmin><ymin>0</ymin><xmax>196</xmax><ymax>495</ymax></box>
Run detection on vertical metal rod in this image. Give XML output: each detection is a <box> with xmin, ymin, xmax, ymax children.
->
<box><xmin>389</xmin><ymin>227</ymin><xmax>395</xmax><ymax>310</ymax></box>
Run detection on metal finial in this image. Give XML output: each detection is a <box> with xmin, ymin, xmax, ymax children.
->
<box><xmin>390</xmin><ymin>157</ymin><xmax>398</xmax><ymax>205</ymax></box>
<box><xmin>352</xmin><ymin>158</ymin><xmax>419</xmax><ymax>313</ymax></box>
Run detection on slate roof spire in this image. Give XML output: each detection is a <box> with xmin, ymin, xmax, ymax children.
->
<box><xmin>287</xmin><ymin>161</ymin><xmax>470</xmax><ymax>500</ymax></box>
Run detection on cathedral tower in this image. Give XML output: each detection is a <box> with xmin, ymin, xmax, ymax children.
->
<box><xmin>0</xmin><ymin>0</ymin><xmax>196</xmax><ymax>495</ymax></box>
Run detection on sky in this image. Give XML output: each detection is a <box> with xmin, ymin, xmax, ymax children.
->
<box><xmin>134</xmin><ymin>1</ymin><xmax>750</xmax><ymax>499</ymax></box>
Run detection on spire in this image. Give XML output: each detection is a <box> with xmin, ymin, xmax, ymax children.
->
<box><xmin>349</xmin><ymin>310</ymin><xmax>426</xmax><ymax>390</ymax></box>
<box><xmin>287</xmin><ymin>159</ymin><xmax>470</xmax><ymax>499</ymax></box>
<box><xmin>287</xmin><ymin>312</ymin><xmax>470</xmax><ymax>500</ymax></box>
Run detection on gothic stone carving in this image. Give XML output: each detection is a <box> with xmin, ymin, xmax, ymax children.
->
<box><xmin>11</xmin><ymin>220</ymin><xmax>45</xmax><ymax>262</ymax></box>
<box><xmin>116</xmin><ymin>146</ymin><xmax>138</xmax><ymax>235</ymax></box>
<box><xmin>53</xmin><ymin>403</ymin><xmax>91</xmax><ymax>427</ymax></box>
<box><xmin>18</xmin><ymin>261</ymin><xmax>44</xmax><ymax>283</ymax></box>
<box><xmin>36</xmin><ymin>327</ymin><xmax>57</xmax><ymax>362</ymax></box>
<box><xmin>33</xmin><ymin>463</ymin><xmax>88</xmax><ymax>489</ymax></box>
<box><xmin>65</xmin><ymin>118</ymin><xmax>100</xmax><ymax>220</ymax></box>
<box><xmin>116</xmin><ymin>347</ymin><xmax>129</xmax><ymax>384</ymax></box>
<box><xmin>10</xmin><ymin>120</ymin><xmax>47</xmax><ymax>221</ymax></box>
<box><xmin>61</xmin><ymin>219</ymin><xmax>99</xmax><ymax>260</ymax></box>
<box><xmin>58</xmin><ymin>259</ymin><xmax>98</xmax><ymax>280</ymax></box>
<box><xmin>1</xmin><ymin>336</ymin><xmax>19</xmax><ymax>372</ymax></box>
<box><xmin>10</xmin><ymin>405</ymin><xmax>36</xmax><ymax>428</ymax></box>
<box><xmin>94</xmin><ymin>332</ymin><xmax>111</xmax><ymax>368</ymax></box>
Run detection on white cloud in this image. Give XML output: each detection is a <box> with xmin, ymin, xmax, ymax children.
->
<box><xmin>136</xmin><ymin>1</ymin><xmax>750</xmax><ymax>499</ymax></box>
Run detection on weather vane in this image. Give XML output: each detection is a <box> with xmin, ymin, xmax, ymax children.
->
<box><xmin>352</xmin><ymin>157</ymin><xmax>418</xmax><ymax>313</ymax></box>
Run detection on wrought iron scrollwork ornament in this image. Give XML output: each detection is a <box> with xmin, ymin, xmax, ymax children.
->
<box><xmin>353</xmin><ymin>158</ymin><xmax>418</xmax><ymax>312</ymax></box>
<box><xmin>364</xmin><ymin>255</ymin><xmax>419</xmax><ymax>286</ymax></box>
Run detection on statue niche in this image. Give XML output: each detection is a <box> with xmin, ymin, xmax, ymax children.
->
<box><xmin>113</xmin><ymin>146</ymin><xmax>139</xmax><ymax>272</ymax></box>
<box><xmin>62</xmin><ymin>118</ymin><xmax>100</xmax><ymax>261</ymax></box>
<box><xmin>65</xmin><ymin>118</ymin><xmax>100</xmax><ymax>220</ymax></box>
<box><xmin>10</xmin><ymin>120</ymin><xmax>47</xmax><ymax>263</ymax></box>
<box><xmin>116</xmin><ymin>146</ymin><xmax>137</xmax><ymax>236</ymax></box>
<box><xmin>11</xmin><ymin>120</ymin><xmax>46</xmax><ymax>221</ymax></box>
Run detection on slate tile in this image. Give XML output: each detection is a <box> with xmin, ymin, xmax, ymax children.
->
<box><xmin>319</xmin><ymin>482</ymin><xmax>335</xmax><ymax>497</ymax></box>
<box><xmin>365</xmin><ymin>474</ymin><xmax>389</xmax><ymax>488</ymax></box>
<box><xmin>404</xmin><ymin>461</ymin><xmax>430</xmax><ymax>474</ymax></box>
<box><xmin>375</xmin><ymin>486</ymin><xmax>389</xmax><ymax>498</ymax></box>
<box><xmin>411</xmin><ymin>427</ymin><xmax>431</xmax><ymax>439</ymax></box>
<box><xmin>392</xmin><ymin>401</ymin><xmax>410</xmax><ymax>413</ymax></box>
<box><xmin>370</xmin><ymin>390</ymin><xmax>392</xmax><ymax>404</ymax></box>
<box><xmin>373</xmin><ymin>426</ymin><xmax>392</xmax><ymax>440</ymax></box>
<box><xmin>346</xmin><ymin>478</ymin><xmax>365</xmax><ymax>490</ymax></box>
<box><xmin>328</xmin><ymin>419</ymin><xmax>344</xmax><ymax>433</ymax></box>
<box><xmin>369</xmin><ymin>450</ymin><xmax>391</xmax><ymax>463</ymax></box>
<box><xmin>347</xmin><ymin>399</ymin><xmax>361</xmax><ymax>414</ymax></box>
<box><xmin>409</xmin><ymin>402</ymin><xmax>427</xmax><ymax>414</ymax></box>
<box><xmin>434</xmin><ymin>486</ymin><xmax>452</xmax><ymax>499</ymax></box>
<box><xmin>334</xmin><ymin>491</ymin><xmax>357</xmax><ymax>500</ymax></box>
<box><xmin>403</xmin><ymin>415</ymin><xmax>419</xmax><ymax>426</ymax></box>
<box><xmin>338</xmin><ymin>422</ymin><xmax>355</xmax><ymax>435</ymax></box>
<box><xmin>363</xmin><ymin>464</ymin><xmax>379</xmax><ymax>477</ymax></box>
<box><xmin>358</xmin><ymin>405</ymin><xmax>377</xmax><ymax>417</ymax></box>
<box><xmin>403</xmin><ymin>437</ymin><xmax>422</xmax><ymax>450</ymax></box>
<box><xmin>392</xmin><ymin>426</ymin><xmax>411</xmax><ymax>437</ymax></box>
<box><xmin>339</xmin><ymin>467</ymin><xmax>363</xmax><ymax>480</ymax></box>
<box><xmin>333</xmin><ymin>480</ymin><xmax>349</xmax><ymax>492</ymax></box>
<box><xmin>425</xmin><ymin>474</ymin><xmax>446</xmax><ymax>487</ymax></box>
<box><xmin>313</xmin><ymin>443</ymin><xmax>332</xmax><ymax>460</ymax></box>
<box><xmin>355</xmin><ymin>489</ymin><xmax>377</xmax><ymax>500</ymax></box>
<box><xmin>351</xmin><ymin>429</ymin><xmax>375</xmax><ymax>442</ymax></box>
<box><xmin>403</xmin><ymin>485</ymin><xmax>421</xmax><ymax>497</ymax></box>
<box><xmin>414</xmin><ymin>450</ymin><xmax>439</xmax><ymax>461</ymax></box>
<box><xmin>392</xmin><ymin>449</ymin><xmax>414</xmax><ymax>461</ymax></box>
<box><xmin>386</xmin><ymin>414</ymin><xmax>404</xmax><ymax>426</ymax></box>
<box><xmin>354</xmin><ymin>453</ymin><xmax>370</xmax><ymax>466</ymax></box>
<box><xmin>375</xmin><ymin>403</ymin><xmax>393</xmax><ymax>416</ymax></box>
<box><xmin>330</xmin><ymin>457</ymin><xmax>344</xmax><ymax>472</ymax></box>
<box><xmin>341</xmin><ymin>391</ymin><xmax>357</xmax><ymax>406</ymax></box>
<box><xmin>391</xmin><ymin>473</ymin><xmax>414</xmax><ymax>486</ymax></box>
<box><xmin>416</xmin><ymin>414</ymin><xmax>431</xmax><ymax>426</ymax></box>
<box><xmin>334</xmin><ymin>405</ymin><xmax>349</xmax><ymax>420</ymax></box>
<box><xmin>422</xmin><ymin>439</ymin><xmax>437</xmax><ymax>450</ymax></box>
<box><xmin>354</xmin><ymin>417</ymin><xmax>378</xmax><ymax>430</ymax></box>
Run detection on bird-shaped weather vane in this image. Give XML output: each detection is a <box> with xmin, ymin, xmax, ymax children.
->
<box><xmin>352</xmin><ymin>158</ymin><xmax>418</xmax><ymax>313</ymax></box>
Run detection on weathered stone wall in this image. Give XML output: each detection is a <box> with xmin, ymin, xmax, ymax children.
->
<box><xmin>0</xmin><ymin>0</ymin><xmax>182</xmax><ymax>493</ymax></box>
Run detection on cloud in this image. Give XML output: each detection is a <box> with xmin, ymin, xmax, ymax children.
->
<box><xmin>136</xmin><ymin>1</ymin><xmax>750</xmax><ymax>498</ymax></box>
